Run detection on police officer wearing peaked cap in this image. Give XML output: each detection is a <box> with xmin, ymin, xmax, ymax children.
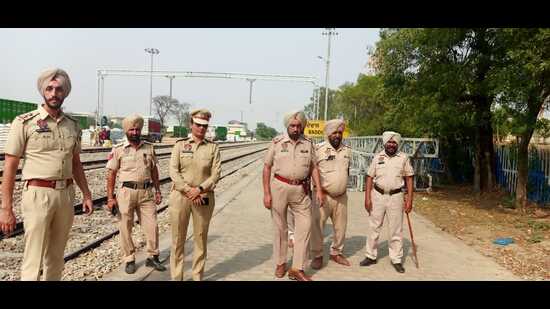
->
<box><xmin>168</xmin><ymin>108</ymin><xmax>221</xmax><ymax>281</ymax></box>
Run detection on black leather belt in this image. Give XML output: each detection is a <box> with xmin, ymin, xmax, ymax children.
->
<box><xmin>374</xmin><ymin>184</ymin><xmax>402</xmax><ymax>195</ymax></box>
<box><xmin>122</xmin><ymin>181</ymin><xmax>152</xmax><ymax>190</ymax></box>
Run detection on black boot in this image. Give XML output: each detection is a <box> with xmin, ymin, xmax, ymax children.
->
<box><xmin>125</xmin><ymin>261</ymin><xmax>136</xmax><ymax>274</ymax></box>
<box><xmin>146</xmin><ymin>255</ymin><xmax>166</xmax><ymax>271</ymax></box>
<box><xmin>359</xmin><ymin>257</ymin><xmax>377</xmax><ymax>267</ymax></box>
<box><xmin>392</xmin><ymin>262</ymin><xmax>405</xmax><ymax>273</ymax></box>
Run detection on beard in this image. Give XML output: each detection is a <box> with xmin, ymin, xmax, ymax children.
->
<box><xmin>329</xmin><ymin>137</ymin><xmax>341</xmax><ymax>149</ymax></box>
<box><xmin>44</xmin><ymin>97</ymin><xmax>63</xmax><ymax>110</ymax></box>
<box><xmin>127</xmin><ymin>134</ymin><xmax>141</xmax><ymax>143</ymax></box>
<box><xmin>384</xmin><ymin>145</ymin><xmax>397</xmax><ymax>156</ymax></box>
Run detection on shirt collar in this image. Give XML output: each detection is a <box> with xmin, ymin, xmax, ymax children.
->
<box><xmin>123</xmin><ymin>141</ymin><xmax>144</xmax><ymax>149</ymax></box>
<box><xmin>38</xmin><ymin>104</ymin><xmax>66</xmax><ymax>123</ymax></box>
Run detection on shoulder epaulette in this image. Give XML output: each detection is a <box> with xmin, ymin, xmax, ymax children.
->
<box><xmin>64</xmin><ymin>113</ymin><xmax>79</xmax><ymax>124</ymax></box>
<box><xmin>272</xmin><ymin>135</ymin><xmax>284</xmax><ymax>144</ymax></box>
<box><xmin>15</xmin><ymin>110</ymin><xmax>40</xmax><ymax>123</ymax></box>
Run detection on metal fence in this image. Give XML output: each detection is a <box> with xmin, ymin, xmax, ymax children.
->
<box><xmin>310</xmin><ymin>136</ymin><xmax>440</xmax><ymax>192</ymax></box>
<box><xmin>495</xmin><ymin>145</ymin><xmax>550</xmax><ymax>205</ymax></box>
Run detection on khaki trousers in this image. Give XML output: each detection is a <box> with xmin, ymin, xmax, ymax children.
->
<box><xmin>117</xmin><ymin>187</ymin><xmax>159</xmax><ymax>263</ymax></box>
<box><xmin>169</xmin><ymin>190</ymin><xmax>215</xmax><ymax>281</ymax></box>
<box><xmin>287</xmin><ymin>208</ymin><xmax>295</xmax><ymax>241</ymax></box>
<box><xmin>270</xmin><ymin>179</ymin><xmax>311</xmax><ymax>270</ymax></box>
<box><xmin>311</xmin><ymin>192</ymin><xmax>348</xmax><ymax>258</ymax></box>
<box><xmin>365</xmin><ymin>190</ymin><xmax>404</xmax><ymax>264</ymax></box>
<box><xmin>20</xmin><ymin>183</ymin><xmax>75</xmax><ymax>281</ymax></box>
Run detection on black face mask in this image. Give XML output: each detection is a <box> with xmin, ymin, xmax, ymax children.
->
<box><xmin>127</xmin><ymin>134</ymin><xmax>141</xmax><ymax>143</ymax></box>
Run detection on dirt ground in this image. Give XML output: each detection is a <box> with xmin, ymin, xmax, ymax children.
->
<box><xmin>414</xmin><ymin>185</ymin><xmax>550</xmax><ymax>280</ymax></box>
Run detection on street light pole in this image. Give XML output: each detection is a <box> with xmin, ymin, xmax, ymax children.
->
<box><xmin>144</xmin><ymin>48</ymin><xmax>159</xmax><ymax>116</ymax></box>
<box><xmin>246</xmin><ymin>78</ymin><xmax>256</xmax><ymax>104</ymax></box>
<box><xmin>166</xmin><ymin>75</ymin><xmax>175</xmax><ymax>100</ymax></box>
<box><xmin>322</xmin><ymin>28</ymin><xmax>338</xmax><ymax>121</ymax></box>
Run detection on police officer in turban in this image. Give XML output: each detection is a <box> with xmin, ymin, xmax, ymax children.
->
<box><xmin>263</xmin><ymin>110</ymin><xmax>324</xmax><ymax>281</ymax></box>
<box><xmin>106</xmin><ymin>114</ymin><xmax>165</xmax><ymax>274</ymax></box>
<box><xmin>360</xmin><ymin>131</ymin><xmax>414</xmax><ymax>273</ymax></box>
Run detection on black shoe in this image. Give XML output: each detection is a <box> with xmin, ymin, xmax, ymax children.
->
<box><xmin>125</xmin><ymin>261</ymin><xmax>136</xmax><ymax>274</ymax></box>
<box><xmin>146</xmin><ymin>255</ymin><xmax>167</xmax><ymax>271</ymax></box>
<box><xmin>392</xmin><ymin>262</ymin><xmax>405</xmax><ymax>273</ymax></box>
<box><xmin>359</xmin><ymin>257</ymin><xmax>377</xmax><ymax>267</ymax></box>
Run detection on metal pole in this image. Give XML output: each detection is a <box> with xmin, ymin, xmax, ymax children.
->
<box><xmin>96</xmin><ymin>71</ymin><xmax>101</xmax><ymax>127</ymax></box>
<box><xmin>247</xmin><ymin>79</ymin><xmax>256</xmax><ymax>104</ymax></box>
<box><xmin>167</xmin><ymin>75</ymin><xmax>174</xmax><ymax>100</ymax></box>
<box><xmin>149</xmin><ymin>53</ymin><xmax>153</xmax><ymax>116</ymax></box>
<box><xmin>322</xmin><ymin>28</ymin><xmax>338</xmax><ymax>121</ymax></box>
<box><xmin>100</xmin><ymin>75</ymin><xmax>105</xmax><ymax>126</ymax></box>
<box><xmin>324</xmin><ymin>35</ymin><xmax>331</xmax><ymax>120</ymax></box>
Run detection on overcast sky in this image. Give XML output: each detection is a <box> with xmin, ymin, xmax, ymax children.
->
<box><xmin>0</xmin><ymin>28</ymin><xmax>380</xmax><ymax>131</ymax></box>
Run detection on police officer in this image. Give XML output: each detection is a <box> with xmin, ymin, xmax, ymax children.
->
<box><xmin>168</xmin><ymin>109</ymin><xmax>221</xmax><ymax>281</ymax></box>
<box><xmin>106</xmin><ymin>114</ymin><xmax>165</xmax><ymax>274</ymax></box>
<box><xmin>310</xmin><ymin>119</ymin><xmax>352</xmax><ymax>270</ymax></box>
<box><xmin>263</xmin><ymin>110</ymin><xmax>324</xmax><ymax>281</ymax></box>
<box><xmin>0</xmin><ymin>68</ymin><xmax>94</xmax><ymax>280</ymax></box>
<box><xmin>360</xmin><ymin>131</ymin><xmax>414</xmax><ymax>273</ymax></box>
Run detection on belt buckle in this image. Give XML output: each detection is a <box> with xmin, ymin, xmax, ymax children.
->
<box><xmin>55</xmin><ymin>180</ymin><xmax>66</xmax><ymax>190</ymax></box>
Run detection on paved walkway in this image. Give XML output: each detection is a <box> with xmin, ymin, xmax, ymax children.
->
<box><xmin>105</xmin><ymin>165</ymin><xmax>519</xmax><ymax>281</ymax></box>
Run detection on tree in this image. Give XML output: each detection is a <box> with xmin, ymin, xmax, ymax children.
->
<box><xmin>152</xmin><ymin>95</ymin><xmax>178</xmax><ymax>131</ymax></box>
<box><xmin>374</xmin><ymin>28</ymin><xmax>508</xmax><ymax>193</ymax></box>
<box><xmin>491</xmin><ymin>28</ymin><xmax>550</xmax><ymax>209</ymax></box>
<box><xmin>173</xmin><ymin>101</ymin><xmax>191</xmax><ymax>128</ymax></box>
<box><xmin>255</xmin><ymin>122</ymin><xmax>278</xmax><ymax>140</ymax></box>
<box><xmin>535</xmin><ymin>118</ymin><xmax>550</xmax><ymax>143</ymax></box>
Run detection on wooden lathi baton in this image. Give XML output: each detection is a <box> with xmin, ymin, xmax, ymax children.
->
<box><xmin>406</xmin><ymin>212</ymin><xmax>419</xmax><ymax>268</ymax></box>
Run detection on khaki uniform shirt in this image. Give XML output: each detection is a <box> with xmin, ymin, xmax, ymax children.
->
<box><xmin>367</xmin><ymin>150</ymin><xmax>414</xmax><ymax>191</ymax></box>
<box><xmin>264</xmin><ymin>134</ymin><xmax>316</xmax><ymax>181</ymax></box>
<box><xmin>106</xmin><ymin>141</ymin><xmax>158</xmax><ymax>182</ymax></box>
<box><xmin>4</xmin><ymin>105</ymin><xmax>81</xmax><ymax>181</ymax></box>
<box><xmin>169</xmin><ymin>137</ymin><xmax>221</xmax><ymax>192</ymax></box>
<box><xmin>315</xmin><ymin>141</ymin><xmax>351</xmax><ymax>197</ymax></box>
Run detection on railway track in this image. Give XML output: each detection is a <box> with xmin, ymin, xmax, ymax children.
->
<box><xmin>0</xmin><ymin>142</ymin><xmax>267</xmax><ymax>182</ymax></box>
<box><xmin>0</xmin><ymin>146</ymin><xmax>267</xmax><ymax>243</ymax></box>
<box><xmin>0</xmin><ymin>141</ymin><xmax>259</xmax><ymax>161</ymax></box>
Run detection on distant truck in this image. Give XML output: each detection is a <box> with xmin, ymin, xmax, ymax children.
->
<box><xmin>142</xmin><ymin>117</ymin><xmax>162</xmax><ymax>142</ymax></box>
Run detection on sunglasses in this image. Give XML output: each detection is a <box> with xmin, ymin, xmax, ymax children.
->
<box><xmin>193</xmin><ymin>122</ymin><xmax>208</xmax><ymax>128</ymax></box>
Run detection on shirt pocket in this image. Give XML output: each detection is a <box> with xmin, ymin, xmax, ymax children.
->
<box><xmin>28</xmin><ymin>131</ymin><xmax>55</xmax><ymax>151</ymax></box>
<box><xmin>298</xmin><ymin>153</ymin><xmax>311</xmax><ymax>168</ymax></box>
<box><xmin>63</xmin><ymin>134</ymin><xmax>77</xmax><ymax>151</ymax></box>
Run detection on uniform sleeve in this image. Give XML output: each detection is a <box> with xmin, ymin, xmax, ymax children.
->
<box><xmin>4</xmin><ymin>119</ymin><xmax>26</xmax><ymax>157</ymax></box>
<box><xmin>310</xmin><ymin>142</ymin><xmax>317</xmax><ymax>164</ymax></box>
<box><xmin>169</xmin><ymin>142</ymin><xmax>191</xmax><ymax>192</ymax></box>
<box><xmin>106</xmin><ymin>148</ymin><xmax>120</xmax><ymax>171</ymax></box>
<box><xmin>366</xmin><ymin>157</ymin><xmax>377</xmax><ymax>177</ymax></box>
<box><xmin>74</xmin><ymin>125</ymin><xmax>82</xmax><ymax>154</ymax></box>
<box><xmin>402</xmin><ymin>156</ymin><xmax>415</xmax><ymax>176</ymax></box>
<box><xmin>264</xmin><ymin>141</ymin><xmax>276</xmax><ymax>166</ymax></box>
<box><xmin>200</xmin><ymin>144</ymin><xmax>221</xmax><ymax>191</ymax></box>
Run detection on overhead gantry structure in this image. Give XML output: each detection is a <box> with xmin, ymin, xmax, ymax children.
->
<box><xmin>96</xmin><ymin>69</ymin><xmax>322</xmax><ymax>126</ymax></box>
